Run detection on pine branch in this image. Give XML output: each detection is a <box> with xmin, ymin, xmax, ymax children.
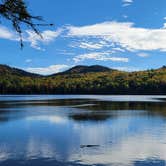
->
<box><xmin>0</xmin><ymin>0</ymin><xmax>53</xmax><ymax>48</ymax></box>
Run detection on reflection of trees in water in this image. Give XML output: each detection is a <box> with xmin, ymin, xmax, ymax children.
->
<box><xmin>70</xmin><ymin>100</ymin><xmax>166</xmax><ymax>121</ymax></box>
<box><xmin>1</xmin><ymin>99</ymin><xmax>166</xmax><ymax>123</ymax></box>
<box><xmin>76</xmin><ymin>101</ymin><xmax>166</xmax><ymax>115</ymax></box>
<box><xmin>69</xmin><ymin>113</ymin><xmax>114</xmax><ymax>121</ymax></box>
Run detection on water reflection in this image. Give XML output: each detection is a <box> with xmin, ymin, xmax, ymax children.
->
<box><xmin>0</xmin><ymin>96</ymin><xmax>166</xmax><ymax>166</ymax></box>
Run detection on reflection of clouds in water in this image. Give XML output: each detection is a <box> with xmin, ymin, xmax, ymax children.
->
<box><xmin>24</xmin><ymin>116</ymin><xmax>133</xmax><ymax>162</ymax></box>
<box><xmin>72</xmin><ymin>127</ymin><xmax>166</xmax><ymax>166</ymax></box>
<box><xmin>11</xmin><ymin>114</ymin><xmax>166</xmax><ymax>165</ymax></box>
<box><xmin>26</xmin><ymin>137</ymin><xmax>56</xmax><ymax>160</ymax></box>
<box><xmin>26</xmin><ymin>115</ymin><xmax>68</xmax><ymax>124</ymax></box>
<box><xmin>73</xmin><ymin>117</ymin><xmax>132</xmax><ymax>145</ymax></box>
<box><xmin>1</xmin><ymin>104</ymin><xmax>166</xmax><ymax>165</ymax></box>
<box><xmin>0</xmin><ymin>152</ymin><xmax>9</xmax><ymax>162</ymax></box>
<box><xmin>0</xmin><ymin>137</ymin><xmax>57</xmax><ymax>162</ymax></box>
<box><xmin>0</xmin><ymin>144</ymin><xmax>11</xmax><ymax>162</ymax></box>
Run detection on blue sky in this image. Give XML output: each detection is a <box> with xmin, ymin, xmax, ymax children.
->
<box><xmin>1</xmin><ymin>0</ymin><xmax>166</xmax><ymax>75</ymax></box>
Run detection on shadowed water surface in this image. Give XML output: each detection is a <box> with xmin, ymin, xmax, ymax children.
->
<box><xmin>0</xmin><ymin>95</ymin><xmax>166</xmax><ymax>166</ymax></box>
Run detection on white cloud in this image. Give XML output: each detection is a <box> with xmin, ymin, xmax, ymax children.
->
<box><xmin>123</xmin><ymin>0</ymin><xmax>133</xmax><ymax>2</ymax></box>
<box><xmin>0</xmin><ymin>26</ymin><xmax>17</xmax><ymax>41</ymax></box>
<box><xmin>26</xmin><ymin>64</ymin><xmax>69</xmax><ymax>75</ymax></box>
<box><xmin>113</xmin><ymin>66</ymin><xmax>140</xmax><ymax>71</ymax></box>
<box><xmin>122</xmin><ymin>0</ymin><xmax>133</xmax><ymax>6</ymax></box>
<box><xmin>70</xmin><ymin>40</ymin><xmax>113</xmax><ymax>50</ymax></box>
<box><xmin>67</xmin><ymin>21</ymin><xmax>166</xmax><ymax>52</ymax></box>
<box><xmin>122</xmin><ymin>3</ymin><xmax>131</xmax><ymax>7</ymax></box>
<box><xmin>163</xmin><ymin>23</ymin><xmax>166</xmax><ymax>29</ymax></box>
<box><xmin>73</xmin><ymin>52</ymin><xmax>129</xmax><ymax>63</ymax></box>
<box><xmin>112</xmin><ymin>47</ymin><xmax>125</xmax><ymax>52</ymax></box>
<box><xmin>0</xmin><ymin>25</ymin><xmax>62</xmax><ymax>50</ymax></box>
<box><xmin>137</xmin><ymin>52</ymin><xmax>150</xmax><ymax>57</ymax></box>
<box><xmin>26</xmin><ymin>29</ymin><xmax>62</xmax><ymax>50</ymax></box>
<box><xmin>78</xmin><ymin>42</ymin><xmax>105</xmax><ymax>49</ymax></box>
<box><xmin>57</xmin><ymin>49</ymin><xmax>75</xmax><ymax>55</ymax></box>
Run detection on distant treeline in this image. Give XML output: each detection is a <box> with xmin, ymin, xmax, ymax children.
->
<box><xmin>1</xmin><ymin>65</ymin><xmax>166</xmax><ymax>94</ymax></box>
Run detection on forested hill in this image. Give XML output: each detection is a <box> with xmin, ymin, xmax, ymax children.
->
<box><xmin>52</xmin><ymin>65</ymin><xmax>114</xmax><ymax>76</ymax></box>
<box><xmin>0</xmin><ymin>65</ymin><xmax>41</xmax><ymax>77</ymax></box>
<box><xmin>1</xmin><ymin>64</ymin><xmax>166</xmax><ymax>94</ymax></box>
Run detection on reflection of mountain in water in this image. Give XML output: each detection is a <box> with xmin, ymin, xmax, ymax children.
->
<box><xmin>1</xmin><ymin>97</ymin><xmax>166</xmax><ymax>165</ymax></box>
<box><xmin>1</xmin><ymin>98</ymin><xmax>166</xmax><ymax>123</ymax></box>
<box><xmin>69</xmin><ymin>113</ymin><xmax>113</xmax><ymax>121</ymax></box>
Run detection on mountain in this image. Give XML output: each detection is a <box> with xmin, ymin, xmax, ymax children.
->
<box><xmin>1</xmin><ymin>64</ymin><xmax>166</xmax><ymax>94</ymax></box>
<box><xmin>0</xmin><ymin>64</ymin><xmax>114</xmax><ymax>77</ymax></box>
<box><xmin>57</xmin><ymin>65</ymin><xmax>113</xmax><ymax>75</ymax></box>
<box><xmin>0</xmin><ymin>64</ymin><xmax>41</xmax><ymax>77</ymax></box>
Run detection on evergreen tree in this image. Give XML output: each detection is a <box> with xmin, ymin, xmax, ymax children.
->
<box><xmin>0</xmin><ymin>0</ymin><xmax>53</xmax><ymax>48</ymax></box>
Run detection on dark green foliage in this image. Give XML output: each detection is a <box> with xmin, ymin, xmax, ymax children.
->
<box><xmin>0</xmin><ymin>65</ymin><xmax>41</xmax><ymax>77</ymax></box>
<box><xmin>56</xmin><ymin>65</ymin><xmax>112</xmax><ymax>75</ymax></box>
<box><xmin>1</xmin><ymin>64</ymin><xmax>166</xmax><ymax>94</ymax></box>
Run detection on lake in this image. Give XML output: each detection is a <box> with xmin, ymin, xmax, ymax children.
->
<box><xmin>0</xmin><ymin>95</ymin><xmax>166</xmax><ymax>166</ymax></box>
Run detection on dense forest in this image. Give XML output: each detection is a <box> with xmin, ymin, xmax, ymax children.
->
<box><xmin>1</xmin><ymin>64</ymin><xmax>166</xmax><ymax>94</ymax></box>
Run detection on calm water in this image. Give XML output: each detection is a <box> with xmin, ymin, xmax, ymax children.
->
<box><xmin>0</xmin><ymin>95</ymin><xmax>166</xmax><ymax>166</ymax></box>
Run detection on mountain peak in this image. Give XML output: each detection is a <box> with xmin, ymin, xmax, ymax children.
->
<box><xmin>59</xmin><ymin>65</ymin><xmax>112</xmax><ymax>75</ymax></box>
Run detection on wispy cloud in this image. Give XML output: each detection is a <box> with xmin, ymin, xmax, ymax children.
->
<box><xmin>73</xmin><ymin>52</ymin><xmax>129</xmax><ymax>63</ymax></box>
<box><xmin>122</xmin><ymin>0</ymin><xmax>133</xmax><ymax>7</ymax></box>
<box><xmin>77</xmin><ymin>42</ymin><xmax>105</xmax><ymax>50</ymax></box>
<box><xmin>123</xmin><ymin>0</ymin><xmax>133</xmax><ymax>2</ymax></box>
<box><xmin>3</xmin><ymin>20</ymin><xmax>166</xmax><ymax>58</ymax></box>
<box><xmin>70</xmin><ymin>39</ymin><xmax>113</xmax><ymax>51</ymax></box>
<box><xmin>70</xmin><ymin>40</ymin><xmax>109</xmax><ymax>50</ymax></box>
<box><xmin>67</xmin><ymin>21</ymin><xmax>166</xmax><ymax>52</ymax></box>
<box><xmin>25</xmin><ymin>29</ymin><xmax>62</xmax><ymax>50</ymax></box>
<box><xmin>0</xmin><ymin>25</ymin><xmax>62</xmax><ymax>50</ymax></box>
<box><xmin>114</xmin><ymin>66</ymin><xmax>140</xmax><ymax>71</ymax></box>
<box><xmin>137</xmin><ymin>52</ymin><xmax>150</xmax><ymax>57</ymax></box>
<box><xmin>112</xmin><ymin>47</ymin><xmax>125</xmax><ymax>52</ymax></box>
<box><xmin>26</xmin><ymin>64</ymin><xmax>69</xmax><ymax>75</ymax></box>
<box><xmin>57</xmin><ymin>49</ymin><xmax>75</xmax><ymax>55</ymax></box>
<box><xmin>0</xmin><ymin>26</ymin><xmax>18</xmax><ymax>41</ymax></box>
